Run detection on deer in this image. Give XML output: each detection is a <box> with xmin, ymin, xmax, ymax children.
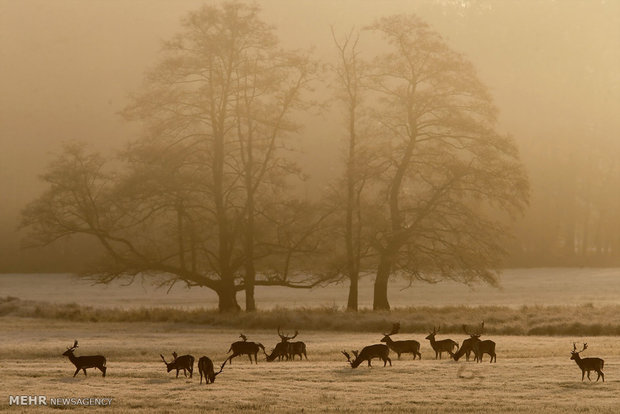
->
<box><xmin>425</xmin><ymin>326</ymin><xmax>458</xmax><ymax>359</ymax></box>
<box><xmin>453</xmin><ymin>322</ymin><xmax>484</xmax><ymax>362</ymax></box>
<box><xmin>267</xmin><ymin>327</ymin><xmax>296</xmax><ymax>362</ymax></box>
<box><xmin>266</xmin><ymin>342</ymin><xmax>290</xmax><ymax>362</ymax></box>
<box><xmin>571</xmin><ymin>343</ymin><xmax>604</xmax><ymax>382</ymax></box>
<box><xmin>62</xmin><ymin>340</ymin><xmax>106</xmax><ymax>377</ymax></box>
<box><xmin>160</xmin><ymin>352</ymin><xmax>195</xmax><ymax>378</ymax></box>
<box><xmin>341</xmin><ymin>344</ymin><xmax>391</xmax><ymax>368</ymax></box>
<box><xmin>198</xmin><ymin>356</ymin><xmax>226</xmax><ymax>384</ymax></box>
<box><xmin>288</xmin><ymin>341</ymin><xmax>308</xmax><ymax>360</ymax></box>
<box><xmin>380</xmin><ymin>322</ymin><xmax>421</xmax><ymax>360</ymax></box>
<box><xmin>225</xmin><ymin>333</ymin><xmax>266</xmax><ymax>365</ymax></box>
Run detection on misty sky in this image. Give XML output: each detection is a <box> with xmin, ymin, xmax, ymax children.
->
<box><xmin>1</xmin><ymin>0</ymin><xmax>619</xmax><ymax>231</ymax></box>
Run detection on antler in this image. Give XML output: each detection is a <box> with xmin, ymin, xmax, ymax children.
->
<box><xmin>239</xmin><ymin>333</ymin><xmax>248</xmax><ymax>342</ymax></box>
<box><xmin>215</xmin><ymin>360</ymin><xmax>226</xmax><ymax>377</ymax></box>
<box><xmin>463</xmin><ymin>322</ymin><xmax>484</xmax><ymax>338</ymax></box>
<box><xmin>67</xmin><ymin>340</ymin><xmax>78</xmax><ymax>351</ymax></box>
<box><xmin>384</xmin><ymin>322</ymin><xmax>400</xmax><ymax>336</ymax></box>
<box><xmin>341</xmin><ymin>351</ymin><xmax>351</xmax><ymax>362</ymax></box>
<box><xmin>572</xmin><ymin>343</ymin><xmax>587</xmax><ymax>354</ymax></box>
<box><xmin>172</xmin><ymin>351</ymin><xmax>178</xmax><ymax>360</ymax></box>
<box><xmin>160</xmin><ymin>354</ymin><xmax>167</xmax><ymax>364</ymax></box>
<box><xmin>277</xmin><ymin>327</ymin><xmax>298</xmax><ymax>342</ymax></box>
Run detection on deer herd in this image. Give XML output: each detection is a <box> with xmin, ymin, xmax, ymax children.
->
<box><xmin>61</xmin><ymin>322</ymin><xmax>606</xmax><ymax>384</ymax></box>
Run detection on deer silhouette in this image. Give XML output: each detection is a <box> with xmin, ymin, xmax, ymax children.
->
<box><xmin>425</xmin><ymin>326</ymin><xmax>458</xmax><ymax>359</ymax></box>
<box><xmin>225</xmin><ymin>333</ymin><xmax>266</xmax><ymax>364</ymax></box>
<box><xmin>62</xmin><ymin>340</ymin><xmax>106</xmax><ymax>377</ymax></box>
<box><xmin>571</xmin><ymin>343</ymin><xmax>604</xmax><ymax>382</ymax></box>
<box><xmin>198</xmin><ymin>356</ymin><xmax>225</xmax><ymax>384</ymax></box>
<box><xmin>380</xmin><ymin>322</ymin><xmax>421</xmax><ymax>360</ymax></box>
<box><xmin>342</xmin><ymin>344</ymin><xmax>391</xmax><ymax>368</ymax></box>
<box><xmin>160</xmin><ymin>352</ymin><xmax>194</xmax><ymax>378</ymax></box>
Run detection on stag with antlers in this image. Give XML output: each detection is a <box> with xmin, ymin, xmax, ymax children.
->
<box><xmin>342</xmin><ymin>344</ymin><xmax>391</xmax><ymax>368</ymax></box>
<box><xmin>425</xmin><ymin>326</ymin><xmax>458</xmax><ymax>359</ymax></box>
<box><xmin>380</xmin><ymin>323</ymin><xmax>421</xmax><ymax>360</ymax></box>
<box><xmin>453</xmin><ymin>321</ymin><xmax>495</xmax><ymax>363</ymax></box>
<box><xmin>571</xmin><ymin>343</ymin><xmax>604</xmax><ymax>382</ymax></box>
<box><xmin>225</xmin><ymin>333</ymin><xmax>266</xmax><ymax>365</ymax></box>
<box><xmin>160</xmin><ymin>352</ymin><xmax>195</xmax><ymax>378</ymax></box>
<box><xmin>62</xmin><ymin>340</ymin><xmax>107</xmax><ymax>377</ymax></box>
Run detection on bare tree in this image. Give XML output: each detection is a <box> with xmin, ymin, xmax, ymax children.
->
<box><xmin>362</xmin><ymin>14</ymin><xmax>529</xmax><ymax>310</ymax></box>
<box><xmin>22</xmin><ymin>3</ymin><xmax>319</xmax><ymax>312</ymax></box>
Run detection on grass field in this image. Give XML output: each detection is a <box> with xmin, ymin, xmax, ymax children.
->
<box><xmin>2</xmin><ymin>269</ymin><xmax>620</xmax><ymax>412</ymax></box>
<box><xmin>0</xmin><ymin>318</ymin><xmax>618</xmax><ymax>413</ymax></box>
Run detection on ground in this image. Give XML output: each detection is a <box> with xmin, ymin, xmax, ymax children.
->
<box><xmin>1</xmin><ymin>318</ymin><xmax>618</xmax><ymax>413</ymax></box>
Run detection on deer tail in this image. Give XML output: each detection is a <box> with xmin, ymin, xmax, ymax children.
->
<box><xmin>227</xmin><ymin>346</ymin><xmax>233</xmax><ymax>353</ymax></box>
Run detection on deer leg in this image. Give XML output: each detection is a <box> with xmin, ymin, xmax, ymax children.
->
<box><xmin>587</xmin><ymin>371</ymin><xmax>592</xmax><ymax>381</ymax></box>
<box><xmin>599</xmin><ymin>371</ymin><xmax>604</xmax><ymax>382</ymax></box>
<box><xmin>387</xmin><ymin>357</ymin><xmax>392</xmax><ymax>367</ymax></box>
<box><xmin>101</xmin><ymin>366</ymin><xmax>106</xmax><ymax>377</ymax></box>
<box><xmin>581</xmin><ymin>370</ymin><xmax>585</xmax><ymax>381</ymax></box>
<box><xmin>73</xmin><ymin>368</ymin><xmax>80</xmax><ymax>377</ymax></box>
<box><xmin>82</xmin><ymin>368</ymin><xmax>87</xmax><ymax>376</ymax></box>
<box><xmin>189</xmin><ymin>367</ymin><xmax>193</xmax><ymax>378</ymax></box>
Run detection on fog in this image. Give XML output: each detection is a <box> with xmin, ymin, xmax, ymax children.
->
<box><xmin>1</xmin><ymin>0</ymin><xmax>619</xmax><ymax>272</ymax></box>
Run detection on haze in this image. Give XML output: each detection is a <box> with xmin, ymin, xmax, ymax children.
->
<box><xmin>1</xmin><ymin>0</ymin><xmax>619</xmax><ymax>271</ymax></box>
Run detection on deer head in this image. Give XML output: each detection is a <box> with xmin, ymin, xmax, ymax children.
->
<box><xmin>277</xmin><ymin>327</ymin><xmax>298</xmax><ymax>343</ymax></box>
<box><xmin>571</xmin><ymin>343</ymin><xmax>587</xmax><ymax>360</ymax></box>
<box><xmin>425</xmin><ymin>326</ymin><xmax>439</xmax><ymax>340</ymax></box>
<box><xmin>62</xmin><ymin>340</ymin><xmax>78</xmax><ymax>357</ymax></box>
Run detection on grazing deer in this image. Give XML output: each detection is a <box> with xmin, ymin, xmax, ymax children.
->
<box><xmin>472</xmin><ymin>340</ymin><xmax>496</xmax><ymax>363</ymax></box>
<box><xmin>571</xmin><ymin>343</ymin><xmax>604</xmax><ymax>382</ymax></box>
<box><xmin>62</xmin><ymin>340</ymin><xmax>106</xmax><ymax>377</ymax></box>
<box><xmin>160</xmin><ymin>352</ymin><xmax>195</xmax><ymax>378</ymax></box>
<box><xmin>266</xmin><ymin>342</ymin><xmax>290</xmax><ymax>362</ymax></box>
<box><xmin>341</xmin><ymin>344</ymin><xmax>391</xmax><ymax>368</ymax></box>
<box><xmin>380</xmin><ymin>322</ymin><xmax>421</xmax><ymax>360</ymax></box>
<box><xmin>453</xmin><ymin>322</ymin><xmax>483</xmax><ymax>362</ymax></box>
<box><xmin>425</xmin><ymin>326</ymin><xmax>458</xmax><ymax>359</ymax></box>
<box><xmin>198</xmin><ymin>356</ymin><xmax>226</xmax><ymax>384</ymax></box>
<box><xmin>225</xmin><ymin>333</ymin><xmax>266</xmax><ymax>365</ymax></box>
<box><xmin>267</xmin><ymin>327</ymin><xmax>296</xmax><ymax>362</ymax></box>
<box><xmin>288</xmin><ymin>341</ymin><xmax>308</xmax><ymax>360</ymax></box>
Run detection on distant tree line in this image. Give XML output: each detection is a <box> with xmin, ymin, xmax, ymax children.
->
<box><xmin>22</xmin><ymin>1</ymin><xmax>534</xmax><ymax>312</ymax></box>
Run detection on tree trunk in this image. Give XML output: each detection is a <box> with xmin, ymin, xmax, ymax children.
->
<box><xmin>347</xmin><ymin>273</ymin><xmax>358</xmax><ymax>311</ymax></box>
<box><xmin>217</xmin><ymin>281</ymin><xmax>240</xmax><ymax>313</ymax></box>
<box><xmin>373</xmin><ymin>256</ymin><xmax>392</xmax><ymax>311</ymax></box>
<box><xmin>244</xmin><ymin>263</ymin><xmax>257</xmax><ymax>312</ymax></box>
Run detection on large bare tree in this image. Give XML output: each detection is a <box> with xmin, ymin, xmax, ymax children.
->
<box><xmin>362</xmin><ymin>15</ymin><xmax>529</xmax><ymax>310</ymax></box>
<box><xmin>22</xmin><ymin>2</ymin><xmax>318</xmax><ymax>312</ymax></box>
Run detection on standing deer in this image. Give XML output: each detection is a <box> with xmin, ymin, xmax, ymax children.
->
<box><xmin>571</xmin><ymin>343</ymin><xmax>604</xmax><ymax>382</ymax></box>
<box><xmin>341</xmin><ymin>344</ymin><xmax>391</xmax><ymax>368</ymax></box>
<box><xmin>160</xmin><ymin>352</ymin><xmax>195</xmax><ymax>378</ymax></box>
<box><xmin>62</xmin><ymin>340</ymin><xmax>106</xmax><ymax>377</ymax></box>
<box><xmin>288</xmin><ymin>341</ymin><xmax>308</xmax><ymax>360</ymax></box>
<box><xmin>380</xmin><ymin>322</ymin><xmax>421</xmax><ymax>360</ymax></box>
<box><xmin>225</xmin><ymin>333</ymin><xmax>266</xmax><ymax>365</ymax></box>
<box><xmin>198</xmin><ymin>356</ymin><xmax>226</xmax><ymax>384</ymax></box>
<box><xmin>425</xmin><ymin>326</ymin><xmax>458</xmax><ymax>359</ymax></box>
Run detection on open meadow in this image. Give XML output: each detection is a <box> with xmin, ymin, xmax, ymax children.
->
<box><xmin>2</xmin><ymin>269</ymin><xmax>620</xmax><ymax>412</ymax></box>
<box><xmin>0</xmin><ymin>318</ymin><xmax>619</xmax><ymax>413</ymax></box>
